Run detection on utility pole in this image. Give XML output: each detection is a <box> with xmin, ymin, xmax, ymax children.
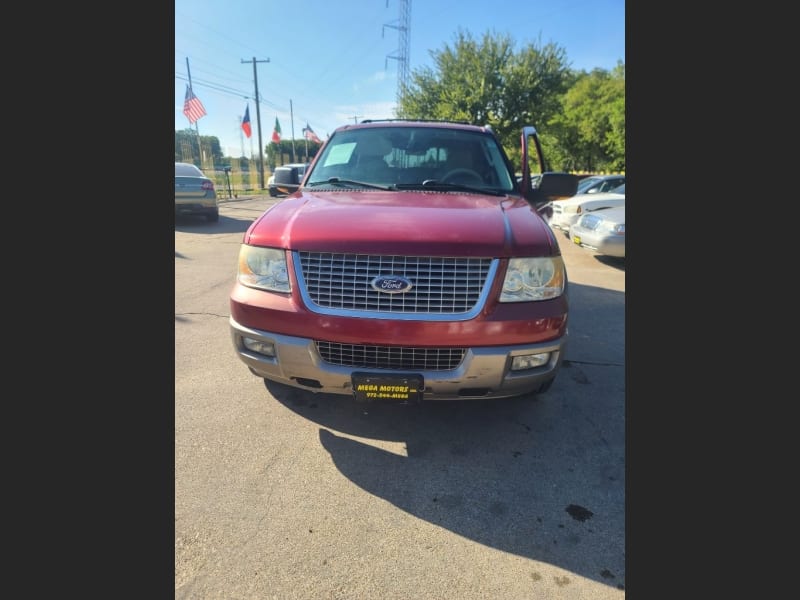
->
<box><xmin>241</xmin><ymin>57</ymin><xmax>270</xmax><ymax>189</ymax></box>
<box><xmin>290</xmin><ymin>99</ymin><xmax>297</xmax><ymax>163</ymax></box>
<box><xmin>351</xmin><ymin>115</ymin><xmax>362</xmax><ymax>124</ymax></box>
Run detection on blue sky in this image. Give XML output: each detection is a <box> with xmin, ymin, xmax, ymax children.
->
<box><xmin>175</xmin><ymin>0</ymin><xmax>624</xmax><ymax>158</ymax></box>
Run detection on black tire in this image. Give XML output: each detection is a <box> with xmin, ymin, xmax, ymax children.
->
<box><xmin>206</xmin><ymin>210</ymin><xmax>219</xmax><ymax>223</ymax></box>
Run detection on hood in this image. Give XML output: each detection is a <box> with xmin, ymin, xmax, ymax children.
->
<box><xmin>559</xmin><ymin>191</ymin><xmax>625</xmax><ymax>207</ymax></box>
<box><xmin>245</xmin><ymin>189</ymin><xmax>557</xmax><ymax>257</ymax></box>
<box><xmin>587</xmin><ymin>205</ymin><xmax>625</xmax><ymax>222</ymax></box>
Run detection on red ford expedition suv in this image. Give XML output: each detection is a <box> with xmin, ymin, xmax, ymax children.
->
<box><xmin>229</xmin><ymin>120</ymin><xmax>577</xmax><ymax>402</ymax></box>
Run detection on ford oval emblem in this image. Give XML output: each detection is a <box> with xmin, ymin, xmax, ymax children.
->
<box><xmin>371</xmin><ymin>275</ymin><xmax>413</xmax><ymax>294</ymax></box>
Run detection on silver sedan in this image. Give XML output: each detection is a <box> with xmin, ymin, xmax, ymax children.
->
<box><xmin>569</xmin><ymin>205</ymin><xmax>625</xmax><ymax>258</ymax></box>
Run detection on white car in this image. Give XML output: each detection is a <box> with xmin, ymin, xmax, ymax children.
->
<box><xmin>570</xmin><ymin>205</ymin><xmax>625</xmax><ymax>258</ymax></box>
<box><xmin>550</xmin><ymin>183</ymin><xmax>625</xmax><ymax>234</ymax></box>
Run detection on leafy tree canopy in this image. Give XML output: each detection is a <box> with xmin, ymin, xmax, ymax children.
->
<box><xmin>396</xmin><ymin>30</ymin><xmax>623</xmax><ymax>172</ymax></box>
<box><xmin>397</xmin><ymin>29</ymin><xmax>573</xmax><ymax>165</ymax></box>
<box><xmin>548</xmin><ymin>61</ymin><xmax>625</xmax><ymax>172</ymax></box>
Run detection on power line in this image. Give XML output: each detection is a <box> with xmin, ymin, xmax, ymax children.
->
<box><xmin>175</xmin><ymin>73</ymin><xmax>316</xmax><ymax>127</ymax></box>
<box><xmin>175</xmin><ymin>74</ymin><xmax>282</xmax><ymax>112</ymax></box>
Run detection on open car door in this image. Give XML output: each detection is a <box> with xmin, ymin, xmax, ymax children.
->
<box><xmin>519</xmin><ymin>125</ymin><xmax>579</xmax><ymax>219</ymax></box>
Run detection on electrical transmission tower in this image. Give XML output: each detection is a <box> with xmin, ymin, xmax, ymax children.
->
<box><xmin>383</xmin><ymin>0</ymin><xmax>411</xmax><ymax>106</ymax></box>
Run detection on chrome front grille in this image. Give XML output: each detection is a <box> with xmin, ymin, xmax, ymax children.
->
<box><xmin>315</xmin><ymin>341</ymin><xmax>465</xmax><ymax>370</ymax></box>
<box><xmin>578</xmin><ymin>214</ymin><xmax>602</xmax><ymax>230</ymax></box>
<box><xmin>297</xmin><ymin>252</ymin><xmax>493</xmax><ymax>314</ymax></box>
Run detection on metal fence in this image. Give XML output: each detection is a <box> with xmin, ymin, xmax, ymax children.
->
<box><xmin>176</xmin><ymin>142</ymin><xmax>318</xmax><ymax>197</ymax></box>
<box><xmin>177</xmin><ymin>142</ymin><xmax>623</xmax><ymax>200</ymax></box>
<box><xmin>176</xmin><ymin>149</ymin><xmax>271</xmax><ymax>198</ymax></box>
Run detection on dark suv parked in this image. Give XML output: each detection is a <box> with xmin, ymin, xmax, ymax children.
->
<box><xmin>268</xmin><ymin>163</ymin><xmax>309</xmax><ymax>197</ymax></box>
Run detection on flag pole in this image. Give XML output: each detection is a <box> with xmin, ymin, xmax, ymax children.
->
<box><xmin>290</xmin><ymin>99</ymin><xmax>297</xmax><ymax>163</ymax></box>
<box><xmin>186</xmin><ymin>58</ymin><xmax>203</xmax><ymax>165</ymax></box>
<box><xmin>241</xmin><ymin>57</ymin><xmax>270</xmax><ymax>190</ymax></box>
<box><xmin>239</xmin><ymin>115</ymin><xmax>244</xmax><ymax>158</ymax></box>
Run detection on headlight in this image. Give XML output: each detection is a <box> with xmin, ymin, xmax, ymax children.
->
<box><xmin>500</xmin><ymin>256</ymin><xmax>565</xmax><ymax>302</ymax></box>
<box><xmin>602</xmin><ymin>223</ymin><xmax>625</xmax><ymax>235</ymax></box>
<box><xmin>237</xmin><ymin>245</ymin><xmax>290</xmax><ymax>292</ymax></box>
<box><xmin>615</xmin><ymin>224</ymin><xmax>625</xmax><ymax>234</ymax></box>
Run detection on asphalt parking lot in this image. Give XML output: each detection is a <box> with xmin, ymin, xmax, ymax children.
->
<box><xmin>175</xmin><ymin>196</ymin><xmax>625</xmax><ymax>598</ymax></box>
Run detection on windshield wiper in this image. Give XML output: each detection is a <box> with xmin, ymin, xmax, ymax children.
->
<box><xmin>306</xmin><ymin>177</ymin><xmax>393</xmax><ymax>191</ymax></box>
<box><xmin>395</xmin><ymin>180</ymin><xmax>506</xmax><ymax>197</ymax></box>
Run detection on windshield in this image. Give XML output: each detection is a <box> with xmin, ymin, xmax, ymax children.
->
<box><xmin>175</xmin><ymin>163</ymin><xmax>204</xmax><ymax>177</ymax></box>
<box><xmin>576</xmin><ymin>176</ymin><xmax>601</xmax><ymax>193</ymax></box>
<box><xmin>305</xmin><ymin>126</ymin><xmax>516</xmax><ymax>192</ymax></box>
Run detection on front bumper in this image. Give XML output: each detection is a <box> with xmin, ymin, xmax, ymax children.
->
<box><xmin>230</xmin><ymin>317</ymin><xmax>567</xmax><ymax>401</ymax></box>
<box><xmin>550</xmin><ymin>212</ymin><xmax>578</xmax><ymax>232</ymax></box>
<box><xmin>570</xmin><ymin>228</ymin><xmax>625</xmax><ymax>257</ymax></box>
<box><xmin>175</xmin><ymin>200</ymin><xmax>218</xmax><ymax>215</ymax></box>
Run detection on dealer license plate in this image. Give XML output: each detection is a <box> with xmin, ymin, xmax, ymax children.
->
<box><xmin>352</xmin><ymin>372</ymin><xmax>424</xmax><ymax>403</ymax></box>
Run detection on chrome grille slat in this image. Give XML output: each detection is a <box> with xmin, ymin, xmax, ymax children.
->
<box><xmin>579</xmin><ymin>214</ymin><xmax>602</xmax><ymax>230</ymax></box>
<box><xmin>298</xmin><ymin>252</ymin><xmax>492</xmax><ymax>314</ymax></box>
<box><xmin>316</xmin><ymin>341</ymin><xmax>465</xmax><ymax>371</ymax></box>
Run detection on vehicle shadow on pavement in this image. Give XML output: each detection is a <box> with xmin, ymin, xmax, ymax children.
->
<box><xmin>175</xmin><ymin>214</ymin><xmax>253</xmax><ymax>235</ymax></box>
<box><xmin>595</xmin><ymin>255</ymin><xmax>625</xmax><ymax>270</ymax></box>
<box><xmin>263</xmin><ymin>285</ymin><xmax>625</xmax><ymax>590</ymax></box>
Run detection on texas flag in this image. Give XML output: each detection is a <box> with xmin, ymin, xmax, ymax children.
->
<box><xmin>241</xmin><ymin>105</ymin><xmax>252</xmax><ymax>138</ymax></box>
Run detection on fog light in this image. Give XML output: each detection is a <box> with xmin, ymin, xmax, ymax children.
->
<box><xmin>511</xmin><ymin>352</ymin><xmax>550</xmax><ymax>371</ymax></box>
<box><xmin>243</xmin><ymin>337</ymin><xmax>276</xmax><ymax>357</ymax></box>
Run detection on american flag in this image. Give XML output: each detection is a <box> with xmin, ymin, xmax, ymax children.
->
<box><xmin>183</xmin><ymin>85</ymin><xmax>207</xmax><ymax>124</ymax></box>
<box><xmin>302</xmin><ymin>122</ymin><xmax>322</xmax><ymax>144</ymax></box>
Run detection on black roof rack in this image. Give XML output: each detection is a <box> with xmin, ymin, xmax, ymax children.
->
<box><xmin>359</xmin><ymin>118</ymin><xmax>473</xmax><ymax>126</ymax></box>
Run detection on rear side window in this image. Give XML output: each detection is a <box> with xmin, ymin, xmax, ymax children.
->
<box><xmin>176</xmin><ymin>163</ymin><xmax>204</xmax><ymax>177</ymax></box>
<box><xmin>600</xmin><ymin>178</ymin><xmax>624</xmax><ymax>192</ymax></box>
<box><xmin>577</xmin><ymin>177</ymin><xmax>600</xmax><ymax>193</ymax></box>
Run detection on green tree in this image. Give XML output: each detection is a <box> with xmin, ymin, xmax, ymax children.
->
<box><xmin>174</xmin><ymin>129</ymin><xmax>223</xmax><ymax>167</ymax></box>
<box><xmin>266</xmin><ymin>139</ymin><xmax>321</xmax><ymax>168</ymax></box>
<box><xmin>548</xmin><ymin>62</ymin><xmax>625</xmax><ymax>172</ymax></box>
<box><xmin>603</xmin><ymin>62</ymin><xmax>626</xmax><ymax>171</ymax></box>
<box><xmin>396</xmin><ymin>30</ymin><xmax>573</xmax><ymax>166</ymax></box>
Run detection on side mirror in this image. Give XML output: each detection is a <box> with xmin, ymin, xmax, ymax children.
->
<box><xmin>538</xmin><ymin>172</ymin><xmax>579</xmax><ymax>198</ymax></box>
<box><xmin>526</xmin><ymin>172</ymin><xmax>579</xmax><ymax>213</ymax></box>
